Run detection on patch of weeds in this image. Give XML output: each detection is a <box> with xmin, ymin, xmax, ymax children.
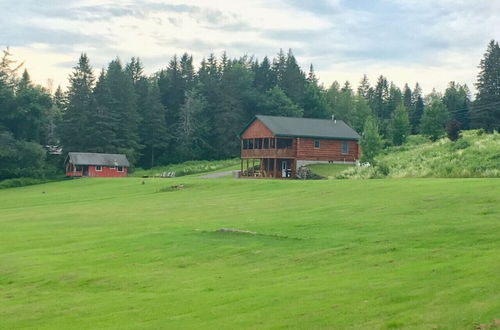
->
<box><xmin>156</xmin><ymin>184</ymin><xmax>189</xmax><ymax>193</ymax></box>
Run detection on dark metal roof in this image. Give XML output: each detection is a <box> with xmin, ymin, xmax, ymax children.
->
<box><xmin>241</xmin><ymin>115</ymin><xmax>361</xmax><ymax>140</ymax></box>
<box><xmin>66</xmin><ymin>152</ymin><xmax>130</xmax><ymax>167</ymax></box>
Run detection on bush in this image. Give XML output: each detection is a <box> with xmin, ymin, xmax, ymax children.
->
<box><xmin>0</xmin><ymin>178</ymin><xmax>48</xmax><ymax>189</ymax></box>
<box><xmin>296</xmin><ymin>166</ymin><xmax>325</xmax><ymax>180</ymax></box>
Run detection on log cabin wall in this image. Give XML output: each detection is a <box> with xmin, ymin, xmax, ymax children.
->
<box><xmin>241</xmin><ymin>119</ymin><xmax>273</xmax><ymax>139</ymax></box>
<box><xmin>296</xmin><ymin>138</ymin><xmax>359</xmax><ymax>162</ymax></box>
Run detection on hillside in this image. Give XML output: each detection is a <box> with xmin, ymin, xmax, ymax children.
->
<box><xmin>337</xmin><ymin>130</ymin><xmax>500</xmax><ymax>179</ymax></box>
<box><xmin>1</xmin><ymin>177</ymin><xmax>499</xmax><ymax>329</ymax></box>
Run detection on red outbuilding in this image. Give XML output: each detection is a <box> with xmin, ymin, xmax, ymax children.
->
<box><xmin>239</xmin><ymin>115</ymin><xmax>361</xmax><ymax>178</ymax></box>
<box><xmin>65</xmin><ymin>152</ymin><xmax>130</xmax><ymax>177</ymax></box>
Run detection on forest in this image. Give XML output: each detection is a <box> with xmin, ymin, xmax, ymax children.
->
<box><xmin>0</xmin><ymin>40</ymin><xmax>499</xmax><ymax>180</ymax></box>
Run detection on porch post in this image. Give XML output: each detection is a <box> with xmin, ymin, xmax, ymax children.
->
<box><xmin>273</xmin><ymin>158</ymin><xmax>277</xmax><ymax>178</ymax></box>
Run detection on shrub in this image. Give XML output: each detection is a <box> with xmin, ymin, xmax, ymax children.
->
<box><xmin>0</xmin><ymin>178</ymin><xmax>48</xmax><ymax>189</ymax></box>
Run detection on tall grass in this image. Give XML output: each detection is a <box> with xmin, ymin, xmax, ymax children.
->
<box><xmin>338</xmin><ymin>130</ymin><xmax>500</xmax><ymax>179</ymax></box>
<box><xmin>132</xmin><ymin>158</ymin><xmax>239</xmax><ymax>177</ymax></box>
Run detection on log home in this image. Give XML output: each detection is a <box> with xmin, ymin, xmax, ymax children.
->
<box><xmin>239</xmin><ymin>115</ymin><xmax>361</xmax><ymax>178</ymax></box>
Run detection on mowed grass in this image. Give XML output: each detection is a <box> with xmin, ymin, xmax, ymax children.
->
<box><xmin>0</xmin><ymin>177</ymin><xmax>499</xmax><ymax>329</ymax></box>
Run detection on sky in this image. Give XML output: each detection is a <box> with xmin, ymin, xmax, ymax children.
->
<box><xmin>1</xmin><ymin>0</ymin><xmax>499</xmax><ymax>95</ymax></box>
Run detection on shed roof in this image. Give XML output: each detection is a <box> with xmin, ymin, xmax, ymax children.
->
<box><xmin>66</xmin><ymin>152</ymin><xmax>130</xmax><ymax>167</ymax></box>
<box><xmin>241</xmin><ymin>115</ymin><xmax>361</xmax><ymax>140</ymax></box>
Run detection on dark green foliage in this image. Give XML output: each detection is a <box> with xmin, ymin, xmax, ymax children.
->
<box><xmin>59</xmin><ymin>53</ymin><xmax>96</xmax><ymax>153</ymax></box>
<box><xmin>471</xmin><ymin>40</ymin><xmax>500</xmax><ymax>131</ymax></box>
<box><xmin>443</xmin><ymin>82</ymin><xmax>470</xmax><ymax>129</ymax></box>
<box><xmin>446</xmin><ymin>119</ymin><xmax>461</xmax><ymax>141</ymax></box>
<box><xmin>0</xmin><ymin>129</ymin><xmax>47</xmax><ymax>179</ymax></box>
<box><xmin>360</xmin><ymin>116</ymin><xmax>383</xmax><ymax>163</ymax></box>
<box><xmin>390</xmin><ymin>104</ymin><xmax>411</xmax><ymax>146</ymax></box>
<box><xmin>420</xmin><ymin>99</ymin><xmax>449</xmax><ymax>141</ymax></box>
<box><xmin>257</xmin><ymin>86</ymin><xmax>303</xmax><ymax>117</ymax></box>
<box><xmin>409</xmin><ymin>83</ymin><xmax>424</xmax><ymax>133</ymax></box>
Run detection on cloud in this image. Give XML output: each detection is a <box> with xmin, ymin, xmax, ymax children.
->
<box><xmin>0</xmin><ymin>0</ymin><xmax>498</xmax><ymax>94</ymax></box>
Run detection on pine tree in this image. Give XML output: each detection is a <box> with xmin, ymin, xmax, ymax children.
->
<box><xmin>420</xmin><ymin>99</ymin><xmax>449</xmax><ymax>141</ymax></box>
<box><xmin>91</xmin><ymin>69</ymin><xmax>117</xmax><ymax>153</ymax></box>
<box><xmin>389</xmin><ymin>103</ymin><xmax>411</xmax><ymax>145</ymax></box>
<box><xmin>357</xmin><ymin>74</ymin><xmax>371</xmax><ymax>100</ymax></box>
<box><xmin>471</xmin><ymin>40</ymin><xmax>500</xmax><ymax>131</ymax></box>
<box><xmin>60</xmin><ymin>53</ymin><xmax>96</xmax><ymax>153</ymax></box>
<box><xmin>443</xmin><ymin>81</ymin><xmax>470</xmax><ymax>129</ymax></box>
<box><xmin>410</xmin><ymin>83</ymin><xmax>424</xmax><ymax>133</ymax></box>
<box><xmin>254</xmin><ymin>56</ymin><xmax>275</xmax><ymax>92</ymax></box>
<box><xmin>140</xmin><ymin>78</ymin><xmax>169</xmax><ymax>167</ymax></box>
<box><xmin>104</xmin><ymin>59</ymin><xmax>141</xmax><ymax>161</ymax></box>
<box><xmin>360</xmin><ymin>116</ymin><xmax>383</xmax><ymax>163</ymax></box>
<box><xmin>175</xmin><ymin>89</ymin><xmax>207</xmax><ymax>162</ymax></box>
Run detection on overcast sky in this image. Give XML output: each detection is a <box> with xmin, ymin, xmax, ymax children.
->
<box><xmin>2</xmin><ymin>0</ymin><xmax>499</xmax><ymax>94</ymax></box>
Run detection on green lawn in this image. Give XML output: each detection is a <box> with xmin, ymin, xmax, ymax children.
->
<box><xmin>1</xmin><ymin>177</ymin><xmax>499</xmax><ymax>329</ymax></box>
<box><xmin>307</xmin><ymin>163</ymin><xmax>354</xmax><ymax>178</ymax></box>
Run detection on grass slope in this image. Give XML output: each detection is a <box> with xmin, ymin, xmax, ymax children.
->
<box><xmin>1</xmin><ymin>178</ymin><xmax>499</xmax><ymax>329</ymax></box>
<box><xmin>339</xmin><ymin>131</ymin><xmax>500</xmax><ymax>179</ymax></box>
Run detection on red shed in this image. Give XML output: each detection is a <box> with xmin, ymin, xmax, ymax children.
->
<box><xmin>239</xmin><ymin>115</ymin><xmax>361</xmax><ymax>178</ymax></box>
<box><xmin>65</xmin><ymin>152</ymin><xmax>130</xmax><ymax>177</ymax></box>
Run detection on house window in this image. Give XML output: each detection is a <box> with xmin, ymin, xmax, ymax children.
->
<box><xmin>341</xmin><ymin>141</ymin><xmax>349</xmax><ymax>155</ymax></box>
<box><xmin>95</xmin><ymin>165</ymin><xmax>102</xmax><ymax>172</ymax></box>
<box><xmin>314</xmin><ymin>140</ymin><xmax>320</xmax><ymax>149</ymax></box>
<box><xmin>117</xmin><ymin>166</ymin><xmax>124</xmax><ymax>172</ymax></box>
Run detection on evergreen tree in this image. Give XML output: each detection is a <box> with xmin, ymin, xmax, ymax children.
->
<box><xmin>140</xmin><ymin>78</ymin><xmax>169</xmax><ymax>167</ymax></box>
<box><xmin>471</xmin><ymin>40</ymin><xmax>500</xmax><ymax>131</ymax></box>
<box><xmin>371</xmin><ymin>75</ymin><xmax>389</xmax><ymax>120</ymax></box>
<box><xmin>389</xmin><ymin>103</ymin><xmax>411</xmax><ymax>145</ymax></box>
<box><xmin>357</xmin><ymin>74</ymin><xmax>371</xmax><ymax>100</ymax></box>
<box><xmin>254</xmin><ymin>56</ymin><xmax>276</xmax><ymax>92</ymax></box>
<box><xmin>350</xmin><ymin>95</ymin><xmax>373</xmax><ymax>134</ymax></box>
<box><xmin>443</xmin><ymin>81</ymin><xmax>470</xmax><ymax>129</ymax></box>
<box><xmin>104</xmin><ymin>59</ymin><xmax>141</xmax><ymax>161</ymax></box>
<box><xmin>60</xmin><ymin>53</ymin><xmax>96</xmax><ymax>153</ymax></box>
<box><xmin>420</xmin><ymin>99</ymin><xmax>449</xmax><ymax>141</ymax></box>
<box><xmin>175</xmin><ymin>89</ymin><xmax>207</xmax><ymax>162</ymax></box>
<box><xmin>257</xmin><ymin>86</ymin><xmax>303</xmax><ymax>117</ymax></box>
<box><xmin>360</xmin><ymin>116</ymin><xmax>383</xmax><ymax>163</ymax></box>
<box><xmin>280</xmin><ymin>49</ymin><xmax>306</xmax><ymax>107</ymax></box>
<box><xmin>302</xmin><ymin>65</ymin><xmax>329</xmax><ymax>118</ymax></box>
<box><xmin>410</xmin><ymin>83</ymin><xmax>424</xmax><ymax>133</ymax></box>
<box><xmin>91</xmin><ymin>69</ymin><xmax>117</xmax><ymax>153</ymax></box>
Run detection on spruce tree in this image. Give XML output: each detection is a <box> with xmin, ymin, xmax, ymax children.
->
<box><xmin>60</xmin><ymin>53</ymin><xmax>96</xmax><ymax>153</ymax></box>
<box><xmin>471</xmin><ymin>40</ymin><xmax>500</xmax><ymax>131</ymax></box>
<box><xmin>389</xmin><ymin>103</ymin><xmax>411</xmax><ymax>145</ymax></box>
<box><xmin>175</xmin><ymin>89</ymin><xmax>206</xmax><ymax>162</ymax></box>
<box><xmin>410</xmin><ymin>83</ymin><xmax>424</xmax><ymax>133</ymax></box>
<box><xmin>257</xmin><ymin>86</ymin><xmax>303</xmax><ymax>117</ymax></box>
<box><xmin>360</xmin><ymin>116</ymin><xmax>383</xmax><ymax>163</ymax></box>
<box><xmin>357</xmin><ymin>74</ymin><xmax>371</xmax><ymax>100</ymax></box>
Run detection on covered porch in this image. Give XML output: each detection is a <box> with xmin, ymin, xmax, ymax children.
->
<box><xmin>240</xmin><ymin>158</ymin><xmax>296</xmax><ymax>179</ymax></box>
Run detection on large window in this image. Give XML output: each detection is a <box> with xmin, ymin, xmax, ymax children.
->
<box><xmin>314</xmin><ymin>140</ymin><xmax>320</xmax><ymax>149</ymax></box>
<box><xmin>117</xmin><ymin>166</ymin><xmax>124</xmax><ymax>172</ymax></box>
<box><xmin>95</xmin><ymin>165</ymin><xmax>102</xmax><ymax>172</ymax></box>
<box><xmin>277</xmin><ymin>138</ymin><xmax>293</xmax><ymax>149</ymax></box>
<box><xmin>341</xmin><ymin>141</ymin><xmax>349</xmax><ymax>155</ymax></box>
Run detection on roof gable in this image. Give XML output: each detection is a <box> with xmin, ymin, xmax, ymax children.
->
<box><xmin>66</xmin><ymin>152</ymin><xmax>130</xmax><ymax>167</ymax></box>
<box><xmin>240</xmin><ymin>115</ymin><xmax>361</xmax><ymax>140</ymax></box>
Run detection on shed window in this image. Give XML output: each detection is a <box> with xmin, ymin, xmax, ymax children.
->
<box><xmin>314</xmin><ymin>140</ymin><xmax>320</xmax><ymax>149</ymax></box>
<box><xmin>95</xmin><ymin>165</ymin><xmax>102</xmax><ymax>172</ymax></box>
<box><xmin>117</xmin><ymin>166</ymin><xmax>124</xmax><ymax>172</ymax></box>
<box><xmin>341</xmin><ymin>141</ymin><xmax>349</xmax><ymax>155</ymax></box>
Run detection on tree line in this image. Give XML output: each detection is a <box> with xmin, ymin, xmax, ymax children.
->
<box><xmin>0</xmin><ymin>40</ymin><xmax>499</xmax><ymax>179</ymax></box>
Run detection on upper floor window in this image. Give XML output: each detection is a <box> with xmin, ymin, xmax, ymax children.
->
<box><xmin>314</xmin><ymin>140</ymin><xmax>320</xmax><ymax>149</ymax></box>
<box><xmin>341</xmin><ymin>141</ymin><xmax>349</xmax><ymax>155</ymax></box>
<box><xmin>95</xmin><ymin>165</ymin><xmax>102</xmax><ymax>171</ymax></box>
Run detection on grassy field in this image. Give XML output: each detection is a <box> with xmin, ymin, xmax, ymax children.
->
<box><xmin>1</xmin><ymin>176</ymin><xmax>499</xmax><ymax>329</ymax></box>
